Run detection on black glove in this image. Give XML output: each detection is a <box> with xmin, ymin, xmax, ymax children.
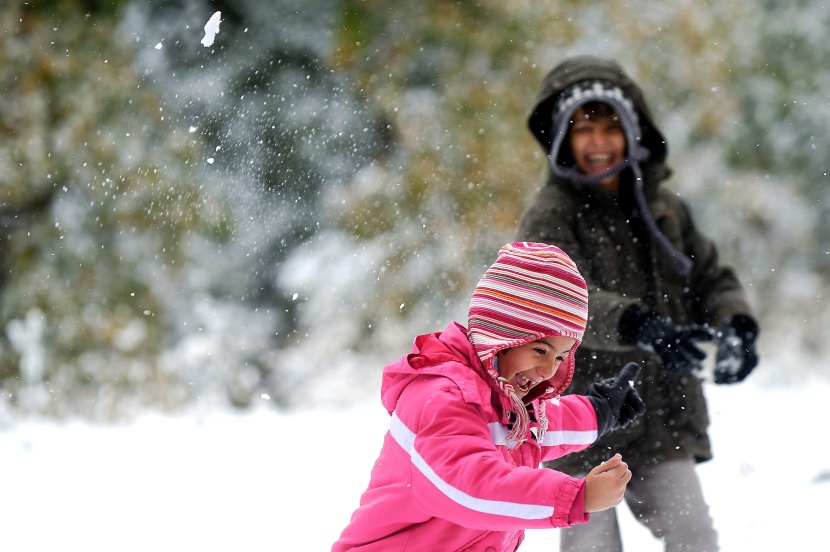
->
<box><xmin>586</xmin><ymin>363</ymin><xmax>646</xmax><ymax>437</ymax></box>
<box><xmin>713</xmin><ymin>315</ymin><xmax>759</xmax><ymax>384</ymax></box>
<box><xmin>621</xmin><ymin>306</ymin><xmax>713</xmax><ymax>375</ymax></box>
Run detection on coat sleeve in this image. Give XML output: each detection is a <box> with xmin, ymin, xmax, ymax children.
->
<box><xmin>395</xmin><ymin>376</ymin><xmax>588</xmax><ymax>530</ymax></box>
<box><xmin>665</xmin><ymin>191</ymin><xmax>755</xmax><ymax>325</ymax></box>
<box><xmin>539</xmin><ymin>394</ymin><xmax>600</xmax><ymax>462</ymax></box>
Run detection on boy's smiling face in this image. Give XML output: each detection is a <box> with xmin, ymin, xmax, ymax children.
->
<box><xmin>568</xmin><ymin>103</ymin><xmax>627</xmax><ymax>192</ymax></box>
<box><xmin>496</xmin><ymin>335</ymin><xmax>576</xmax><ymax>399</ymax></box>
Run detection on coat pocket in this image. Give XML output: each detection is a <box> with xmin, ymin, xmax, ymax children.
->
<box><xmin>676</xmin><ymin>376</ymin><xmax>710</xmax><ymax>436</ymax></box>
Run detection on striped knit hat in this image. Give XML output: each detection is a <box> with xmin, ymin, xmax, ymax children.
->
<box><xmin>468</xmin><ymin>242</ymin><xmax>588</xmax><ymax>402</ymax></box>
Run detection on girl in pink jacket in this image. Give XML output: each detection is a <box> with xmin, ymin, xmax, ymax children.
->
<box><xmin>333</xmin><ymin>242</ymin><xmax>645</xmax><ymax>552</ymax></box>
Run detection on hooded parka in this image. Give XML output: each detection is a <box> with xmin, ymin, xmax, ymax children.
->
<box><xmin>333</xmin><ymin>243</ymin><xmax>608</xmax><ymax>551</ymax></box>
<box><xmin>332</xmin><ymin>323</ymin><xmax>600</xmax><ymax>551</ymax></box>
<box><xmin>518</xmin><ymin>56</ymin><xmax>756</xmax><ymax>471</ymax></box>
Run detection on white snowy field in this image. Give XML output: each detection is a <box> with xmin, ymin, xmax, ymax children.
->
<box><xmin>2</xmin><ymin>363</ymin><xmax>828</xmax><ymax>552</ymax></box>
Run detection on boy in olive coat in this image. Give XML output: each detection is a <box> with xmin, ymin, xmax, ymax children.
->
<box><xmin>517</xmin><ymin>56</ymin><xmax>760</xmax><ymax>552</ymax></box>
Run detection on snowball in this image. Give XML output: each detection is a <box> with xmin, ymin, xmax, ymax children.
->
<box><xmin>201</xmin><ymin>12</ymin><xmax>222</xmax><ymax>47</ymax></box>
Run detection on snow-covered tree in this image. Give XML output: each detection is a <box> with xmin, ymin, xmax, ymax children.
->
<box><xmin>0</xmin><ymin>0</ymin><xmax>230</xmax><ymax>418</ymax></box>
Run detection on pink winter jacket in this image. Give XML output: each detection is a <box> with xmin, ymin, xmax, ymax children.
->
<box><xmin>332</xmin><ymin>322</ymin><xmax>601</xmax><ymax>552</ymax></box>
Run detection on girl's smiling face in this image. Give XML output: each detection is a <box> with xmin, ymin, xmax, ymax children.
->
<box><xmin>496</xmin><ymin>335</ymin><xmax>576</xmax><ymax>399</ymax></box>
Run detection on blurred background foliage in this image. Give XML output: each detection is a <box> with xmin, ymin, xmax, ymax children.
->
<box><xmin>0</xmin><ymin>0</ymin><xmax>827</xmax><ymax>420</ymax></box>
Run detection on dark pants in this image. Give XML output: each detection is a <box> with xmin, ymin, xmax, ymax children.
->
<box><xmin>560</xmin><ymin>458</ymin><xmax>718</xmax><ymax>552</ymax></box>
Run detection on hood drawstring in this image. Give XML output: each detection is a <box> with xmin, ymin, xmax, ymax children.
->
<box><xmin>534</xmin><ymin>401</ymin><xmax>549</xmax><ymax>445</ymax></box>
<box><xmin>631</xmin><ymin>177</ymin><xmax>694</xmax><ymax>275</ymax></box>
<box><xmin>494</xmin><ymin>360</ymin><xmax>550</xmax><ymax>449</ymax></box>
<box><xmin>495</xmin><ymin>367</ymin><xmax>529</xmax><ymax>448</ymax></box>
<box><xmin>548</xmin><ymin>80</ymin><xmax>693</xmax><ymax>276</ymax></box>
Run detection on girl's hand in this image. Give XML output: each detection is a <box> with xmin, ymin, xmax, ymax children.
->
<box><xmin>583</xmin><ymin>453</ymin><xmax>632</xmax><ymax>513</ymax></box>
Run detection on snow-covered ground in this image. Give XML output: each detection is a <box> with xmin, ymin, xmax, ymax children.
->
<box><xmin>2</xmin><ymin>363</ymin><xmax>827</xmax><ymax>551</ymax></box>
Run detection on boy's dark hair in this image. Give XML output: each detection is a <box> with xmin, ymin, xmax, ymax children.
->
<box><xmin>573</xmin><ymin>101</ymin><xmax>619</xmax><ymax>122</ymax></box>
